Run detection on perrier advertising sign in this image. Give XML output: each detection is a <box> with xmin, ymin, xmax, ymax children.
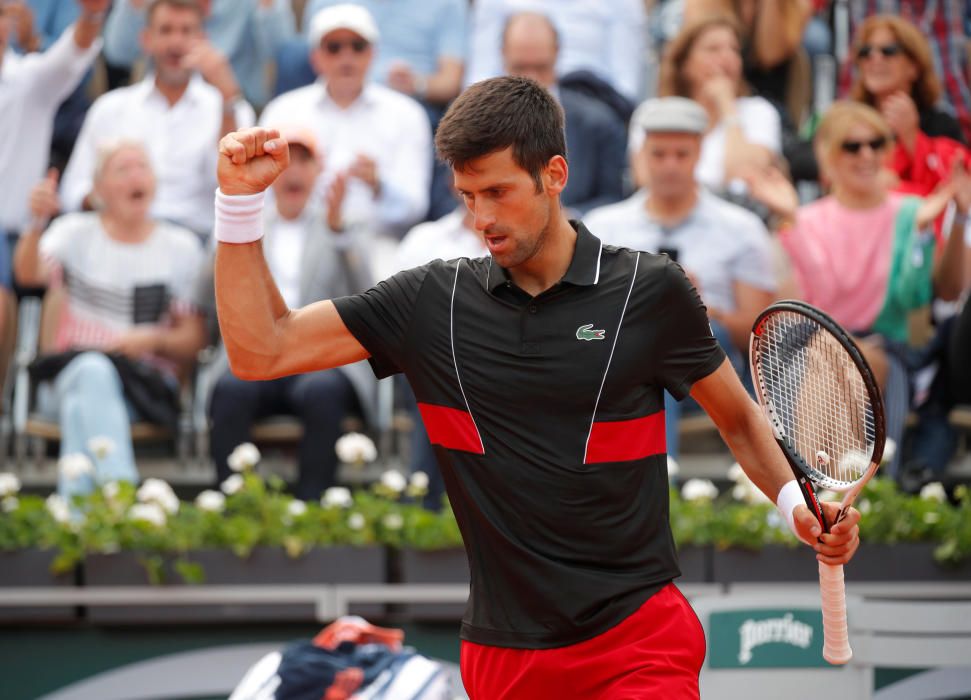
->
<box><xmin>708</xmin><ymin>608</ymin><xmax>829</xmax><ymax>668</ymax></box>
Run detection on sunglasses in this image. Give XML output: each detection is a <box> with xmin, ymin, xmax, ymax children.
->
<box><xmin>857</xmin><ymin>43</ymin><xmax>903</xmax><ymax>59</ymax></box>
<box><xmin>323</xmin><ymin>38</ymin><xmax>369</xmax><ymax>55</ymax></box>
<box><xmin>840</xmin><ymin>136</ymin><xmax>889</xmax><ymax>154</ymax></box>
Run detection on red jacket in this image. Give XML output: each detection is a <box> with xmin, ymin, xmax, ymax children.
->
<box><xmin>891</xmin><ymin>130</ymin><xmax>969</xmax><ymax>241</ymax></box>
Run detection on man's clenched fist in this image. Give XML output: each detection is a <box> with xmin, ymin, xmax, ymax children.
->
<box><xmin>217</xmin><ymin>127</ymin><xmax>290</xmax><ymax>196</ymax></box>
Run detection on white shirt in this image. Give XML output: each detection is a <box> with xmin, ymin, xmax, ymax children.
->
<box><xmin>396</xmin><ymin>207</ymin><xmax>488</xmax><ymax>272</ymax></box>
<box><xmin>265</xmin><ymin>215</ymin><xmax>307</xmax><ymax>309</ymax></box>
<box><xmin>584</xmin><ymin>189</ymin><xmax>776</xmax><ymax>313</ymax></box>
<box><xmin>629</xmin><ymin>96</ymin><xmax>782</xmax><ymax>191</ymax></box>
<box><xmin>260</xmin><ymin>82</ymin><xmax>431</xmax><ymax>237</ymax></box>
<box><xmin>60</xmin><ymin>74</ymin><xmax>255</xmax><ymax>235</ymax></box>
<box><xmin>466</xmin><ymin>0</ymin><xmax>647</xmax><ymax>101</ymax></box>
<box><xmin>0</xmin><ymin>28</ymin><xmax>101</xmax><ymax>232</ymax></box>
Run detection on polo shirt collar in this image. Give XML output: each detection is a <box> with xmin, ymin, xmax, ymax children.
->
<box><xmin>485</xmin><ymin>220</ymin><xmax>603</xmax><ymax>292</ymax></box>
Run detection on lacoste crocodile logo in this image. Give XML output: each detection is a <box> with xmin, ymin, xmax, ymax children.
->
<box><xmin>576</xmin><ymin>324</ymin><xmax>606</xmax><ymax>341</ymax></box>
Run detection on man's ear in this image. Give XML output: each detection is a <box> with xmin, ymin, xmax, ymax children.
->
<box><xmin>543</xmin><ymin>155</ymin><xmax>568</xmax><ymax>196</ymax></box>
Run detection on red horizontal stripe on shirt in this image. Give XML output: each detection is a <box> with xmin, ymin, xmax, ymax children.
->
<box><xmin>585</xmin><ymin>411</ymin><xmax>666</xmax><ymax>464</ymax></box>
<box><xmin>417</xmin><ymin>402</ymin><xmax>484</xmax><ymax>454</ymax></box>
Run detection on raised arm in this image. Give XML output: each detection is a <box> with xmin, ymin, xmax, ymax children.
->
<box><xmin>215</xmin><ymin>127</ymin><xmax>369</xmax><ymax>380</ymax></box>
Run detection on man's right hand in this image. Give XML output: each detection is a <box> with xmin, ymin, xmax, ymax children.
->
<box><xmin>217</xmin><ymin>128</ymin><xmax>290</xmax><ymax>195</ymax></box>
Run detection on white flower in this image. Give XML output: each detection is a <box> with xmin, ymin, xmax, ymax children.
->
<box><xmin>0</xmin><ymin>472</ymin><xmax>21</xmax><ymax>497</ymax></box>
<box><xmin>817</xmin><ymin>490</ymin><xmax>840</xmax><ymax>503</ymax></box>
<box><xmin>129</xmin><ymin>502</ymin><xmax>167</xmax><ymax>528</ymax></box>
<box><xmin>2</xmin><ymin>496</ymin><xmax>19</xmax><ymax>513</ymax></box>
<box><xmin>380</xmin><ymin>470</ymin><xmax>407</xmax><ymax>494</ymax></box>
<box><xmin>221</xmin><ymin>474</ymin><xmax>245</xmax><ymax>495</ymax></box>
<box><xmin>681</xmin><ymin>478</ymin><xmax>718</xmax><ymax>502</ymax></box>
<box><xmin>335</xmin><ymin>432</ymin><xmax>377</xmax><ymax>464</ymax></box>
<box><xmin>727</xmin><ymin>462</ymin><xmax>745</xmax><ymax>483</ymax></box>
<box><xmin>195</xmin><ymin>490</ymin><xmax>226</xmax><ymax>513</ymax></box>
<box><xmin>102</xmin><ymin>481</ymin><xmax>121</xmax><ymax>502</ymax></box>
<box><xmin>731</xmin><ymin>479</ymin><xmax>771</xmax><ymax>505</ymax></box>
<box><xmin>58</xmin><ymin>453</ymin><xmax>94</xmax><ymax>480</ymax></box>
<box><xmin>322</xmin><ymin>486</ymin><xmax>353</xmax><ymax>509</ymax></box>
<box><xmin>137</xmin><ymin>478</ymin><xmax>179</xmax><ymax>515</ymax></box>
<box><xmin>347</xmin><ymin>512</ymin><xmax>366</xmax><ymax>530</ymax></box>
<box><xmin>858</xmin><ymin>499</ymin><xmax>872</xmax><ymax>515</ymax></box>
<box><xmin>838</xmin><ymin>449</ymin><xmax>871</xmax><ymax>478</ymax></box>
<box><xmin>46</xmin><ymin>494</ymin><xmax>70</xmax><ymax>524</ymax></box>
<box><xmin>382</xmin><ymin>512</ymin><xmax>404</xmax><ymax>530</ymax></box>
<box><xmin>227</xmin><ymin>442</ymin><xmax>261</xmax><ymax>472</ymax></box>
<box><xmin>881</xmin><ymin>438</ymin><xmax>897</xmax><ymax>466</ymax></box>
<box><xmin>288</xmin><ymin>499</ymin><xmax>308</xmax><ymax>518</ymax></box>
<box><xmin>920</xmin><ymin>482</ymin><xmax>946</xmax><ymax>503</ymax></box>
<box><xmin>666</xmin><ymin>457</ymin><xmax>680</xmax><ymax>478</ymax></box>
<box><xmin>87</xmin><ymin>436</ymin><xmax>116</xmax><ymax>460</ymax></box>
<box><xmin>410</xmin><ymin>471</ymin><xmax>429</xmax><ymax>491</ymax></box>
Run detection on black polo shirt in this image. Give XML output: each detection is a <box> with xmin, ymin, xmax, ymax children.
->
<box><xmin>333</xmin><ymin>222</ymin><xmax>725</xmax><ymax>649</ymax></box>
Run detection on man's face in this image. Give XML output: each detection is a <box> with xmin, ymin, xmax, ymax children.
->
<box><xmin>141</xmin><ymin>3</ymin><xmax>204</xmax><ymax>86</ymax></box>
<box><xmin>453</xmin><ymin>147</ymin><xmax>558</xmax><ymax>269</ymax></box>
<box><xmin>503</xmin><ymin>23</ymin><xmax>557</xmax><ymax>89</ymax></box>
<box><xmin>640</xmin><ymin>132</ymin><xmax>700</xmax><ymax>199</ymax></box>
<box><xmin>310</xmin><ymin>28</ymin><xmax>373</xmax><ymax>92</ymax></box>
<box><xmin>272</xmin><ymin>143</ymin><xmax>322</xmax><ymax>215</ymax></box>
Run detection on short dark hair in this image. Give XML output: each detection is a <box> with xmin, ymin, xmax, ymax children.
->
<box><xmin>435</xmin><ymin>76</ymin><xmax>566</xmax><ymax>191</ymax></box>
<box><xmin>147</xmin><ymin>0</ymin><xmax>204</xmax><ymax>24</ymax></box>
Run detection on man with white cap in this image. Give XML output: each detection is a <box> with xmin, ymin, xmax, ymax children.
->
<box><xmin>259</xmin><ymin>3</ymin><xmax>432</xmax><ymax>242</ymax></box>
<box><xmin>585</xmin><ymin>96</ymin><xmax>778</xmax><ymax>458</ymax></box>
<box><xmin>199</xmin><ymin>125</ymin><xmax>376</xmax><ymax>500</ymax></box>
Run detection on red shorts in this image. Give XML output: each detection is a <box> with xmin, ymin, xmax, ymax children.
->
<box><xmin>460</xmin><ymin>583</ymin><xmax>706</xmax><ymax>700</ymax></box>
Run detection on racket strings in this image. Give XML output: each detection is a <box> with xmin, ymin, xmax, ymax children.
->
<box><xmin>756</xmin><ymin>311</ymin><xmax>876</xmax><ymax>488</ymax></box>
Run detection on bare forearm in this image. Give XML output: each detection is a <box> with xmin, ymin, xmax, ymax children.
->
<box><xmin>215</xmin><ymin>241</ymin><xmax>290</xmax><ymax>378</ymax></box>
<box><xmin>753</xmin><ymin>0</ymin><xmax>808</xmax><ymax>68</ymax></box>
<box><xmin>424</xmin><ymin>60</ymin><xmax>463</xmax><ymax>104</ymax></box>
<box><xmin>13</xmin><ymin>227</ymin><xmax>47</xmax><ymax>287</ymax></box>
<box><xmin>933</xmin><ymin>216</ymin><xmax>968</xmax><ymax>300</ymax></box>
<box><xmin>73</xmin><ymin>11</ymin><xmax>105</xmax><ymax>51</ymax></box>
<box><xmin>156</xmin><ymin>315</ymin><xmax>207</xmax><ymax>363</ymax></box>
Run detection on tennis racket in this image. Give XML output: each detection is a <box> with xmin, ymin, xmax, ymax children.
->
<box><xmin>749</xmin><ymin>300</ymin><xmax>886</xmax><ymax>665</ymax></box>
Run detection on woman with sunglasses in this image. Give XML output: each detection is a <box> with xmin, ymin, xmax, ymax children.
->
<box><xmin>751</xmin><ymin>101</ymin><xmax>968</xmax><ymax>476</ymax></box>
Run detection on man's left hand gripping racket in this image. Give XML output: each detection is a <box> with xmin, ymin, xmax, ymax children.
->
<box><xmin>750</xmin><ymin>300</ymin><xmax>886</xmax><ymax>665</ymax></box>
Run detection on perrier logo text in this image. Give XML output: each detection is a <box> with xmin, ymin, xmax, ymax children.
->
<box><xmin>576</xmin><ymin>324</ymin><xmax>606</xmax><ymax>341</ymax></box>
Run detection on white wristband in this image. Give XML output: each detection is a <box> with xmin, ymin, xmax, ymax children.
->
<box><xmin>776</xmin><ymin>479</ymin><xmax>806</xmax><ymax>541</ymax></box>
<box><xmin>214</xmin><ymin>189</ymin><xmax>265</xmax><ymax>244</ymax></box>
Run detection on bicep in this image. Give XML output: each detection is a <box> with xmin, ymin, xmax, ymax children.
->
<box><xmin>270</xmin><ymin>300</ymin><xmax>370</xmax><ymax>378</ymax></box>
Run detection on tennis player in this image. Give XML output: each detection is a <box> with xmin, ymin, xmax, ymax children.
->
<box><xmin>213</xmin><ymin>77</ymin><xmax>862</xmax><ymax>698</ymax></box>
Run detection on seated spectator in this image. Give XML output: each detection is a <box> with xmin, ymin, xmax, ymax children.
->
<box><xmin>396</xmin><ymin>196</ymin><xmax>487</xmax><ymax>510</ymax></box>
<box><xmin>585</xmin><ymin>97</ymin><xmax>777</xmax><ymax>458</ymax></box>
<box><xmin>60</xmin><ymin>0</ymin><xmax>255</xmax><ymax>238</ymax></box>
<box><xmin>753</xmin><ymin>101</ymin><xmax>969</xmax><ymax>476</ymax></box>
<box><xmin>502</xmin><ymin>12</ymin><xmax>627</xmax><ymax>214</ymax></box>
<box><xmin>466</xmin><ymin>0</ymin><xmax>647</xmax><ymax>104</ymax></box>
<box><xmin>639</xmin><ymin>14</ymin><xmax>782</xmax><ymax>194</ymax></box>
<box><xmin>200</xmin><ymin>128</ymin><xmax>377</xmax><ymax>500</ymax></box>
<box><xmin>260</xmin><ymin>4</ymin><xmax>431</xmax><ymax>242</ymax></box>
<box><xmin>840</xmin><ymin>1</ymin><xmax>971</xmax><ymax>144</ymax></box>
<box><xmin>13</xmin><ymin>142</ymin><xmax>206</xmax><ymax>501</ymax></box>
<box><xmin>684</xmin><ymin>0</ymin><xmax>812</xmax><ymax>123</ymax></box>
<box><xmin>0</xmin><ymin>1</ymin><xmax>104</xmax><ymax>283</ymax></box>
<box><xmin>103</xmin><ymin>0</ymin><xmax>294</xmax><ymax>109</ymax></box>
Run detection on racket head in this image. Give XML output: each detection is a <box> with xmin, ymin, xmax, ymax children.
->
<box><xmin>749</xmin><ymin>300</ymin><xmax>886</xmax><ymax>491</ymax></box>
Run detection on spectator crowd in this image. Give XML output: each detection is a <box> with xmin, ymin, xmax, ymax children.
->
<box><xmin>1</xmin><ymin>0</ymin><xmax>970</xmax><ymax>505</ymax></box>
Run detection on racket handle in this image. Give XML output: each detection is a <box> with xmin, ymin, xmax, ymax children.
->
<box><xmin>818</xmin><ymin>561</ymin><xmax>852</xmax><ymax>664</ymax></box>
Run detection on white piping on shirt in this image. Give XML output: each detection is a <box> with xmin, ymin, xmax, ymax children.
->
<box><xmin>451</xmin><ymin>260</ymin><xmax>485</xmax><ymax>453</ymax></box>
<box><xmin>583</xmin><ymin>252</ymin><xmax>640</xmax><ymax>463</ymax></box>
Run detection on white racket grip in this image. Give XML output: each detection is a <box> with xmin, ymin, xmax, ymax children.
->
<box><xmin>818</xmin><ymin>561</ymin><xmax>852</xmax><ymax>664</ymax></box>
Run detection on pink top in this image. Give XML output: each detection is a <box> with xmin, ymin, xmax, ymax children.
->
<box><xmin>780</xmin><ymin>193</ymin><xmax>903</xmax><ymax>332</ymax></box>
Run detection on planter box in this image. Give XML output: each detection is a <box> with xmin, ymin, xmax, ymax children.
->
<box><xmin>84</xmin><ymin>546</ymin><xmax>386</xmax><ymax>624</ymax></box>
<box><xmin>712</xmin><ymin>545</ymin><xmax>818</xmax><ymax>583</ymax></box>
<box><xmin>395</xmin><ymin>547</ymin><xmax>469</xmax><ymax>620</ymax></box>
<box><xmin>0</xmin><ymin>549</ymin><xmax>77</xmax><ymax>623</ymax></box>
<box><xmin>843</xmin><ymin>542</ymin><xmax>971</xmax><ymax>582</ymax></box>
<box><xmin>676</xmin><ymin>545</ymin><xmax>711</xmax><ymax>583</ymax></box>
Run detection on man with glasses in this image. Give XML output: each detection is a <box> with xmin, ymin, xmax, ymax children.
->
<box><xmin>259</xmin><ymin>3</ymin><xmax>432</xmax><ymax>244</ymax></box>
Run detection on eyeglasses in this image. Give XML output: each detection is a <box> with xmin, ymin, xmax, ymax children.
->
<box><xmin>840</xmin><ymin>136</ymin><xmax>889</xmax><ymax>154</ymax></box>
<box><xmin>323</xmin><ymin>38</ymin><xmax>369</xmax><ymax>55</ymax></box>
<box><xmin>857</xmin><ymin>43</ymin><xmax>903</xmax><ymax>60</ymax></box>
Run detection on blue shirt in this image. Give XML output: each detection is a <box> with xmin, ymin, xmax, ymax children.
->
<box><xmin>103</xmin><ymin>0</ymin><xmax>295</xmax><ymax>107</ymax></box>
<box><xmin>302</xmin><ymin>0</ymin><xmax>467</xmax><ymax>83</ymax></box>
